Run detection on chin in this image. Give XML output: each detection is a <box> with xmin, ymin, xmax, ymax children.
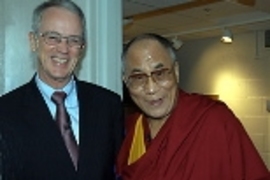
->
<box><xmin>52</xmin><ymin>71</ymin><xmax>70</xmax><ymax>77</ymax></box>
<box><xmin>51</xmin><ymin>74</ymin><xmax>69</xmax><ymax>81</ymax></box>
<box><xmin>145</xmin><ymin>111</ymin><xmax>169</xmax><ymax>120</ymax></box>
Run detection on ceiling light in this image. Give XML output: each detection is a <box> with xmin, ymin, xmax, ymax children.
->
<box><xmin>221</xmin><ymin>28</ymin><xmax>233</xmax><ymax>43</ymax></box>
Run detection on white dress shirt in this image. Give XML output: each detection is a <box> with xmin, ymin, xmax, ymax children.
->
<box><xmin>35</xmin><ymin>75</ymin><xmax>80</xmax><ymax>143</ymax></box>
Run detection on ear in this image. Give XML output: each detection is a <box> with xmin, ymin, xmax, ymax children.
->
<box><xmin>122</xmin><ymin>74</ymin><xmax>127</xmax><ymax>85</ymax></box>
<box><xmin>81</xmin><ymin>43</ymin><xmax>86</xmax><ymax>50</ymax></box>
<box><xmin>173</xmin><ymin>61</ymin><xmax>180</xmax><ymax>83</ymax></box>
<box><xmin>29</xmin><ymin>32</ymin><xmax>38</xmax><ymax>52</ymax></box>
<box><xmin>79</xmin><ymin>43</ymin><xmax>86</xmax><ymax>58</ymax></box>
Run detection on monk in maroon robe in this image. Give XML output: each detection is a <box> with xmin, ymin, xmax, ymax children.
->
<box><xmin>117</xmin><ymin>33</ymin><xmax>270</xmax><ymax>180</ymax></box>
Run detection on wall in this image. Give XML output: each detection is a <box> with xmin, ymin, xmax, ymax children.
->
<box><xmin>177</xmin><ymin>30</ymin><xmax>270</xmax><ymax>168</ymax></box>
<box><xmin>0</xmin><ymin>0</ymin><xmax>4</xmax><ymax>94</ymax></box>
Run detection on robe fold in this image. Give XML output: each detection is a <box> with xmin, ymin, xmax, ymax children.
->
<box><xmin>117</xmin><ymin>90</ymin><xmax>270</xmax><ymax>180</ymax></box>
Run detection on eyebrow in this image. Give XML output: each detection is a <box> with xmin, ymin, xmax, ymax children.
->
<box><xmin>44</xmin><ymin>31</ymin><xmax>83</xmax><ymax>37</ymax></box>
<box><xmin>129</xmin><ymin>63</ymin><xmax>166</xmax><ymax>74</ymax></box>
<box><xmin>154</xmin><ymin>63</ymin><xmax>165</xmax><ymax>69</ymax></box>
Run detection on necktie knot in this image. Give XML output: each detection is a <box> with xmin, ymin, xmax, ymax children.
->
<box><xmin>51</xmin><ymin>91</ymin><xmax>67</xmax><ymax>105</ymax></box>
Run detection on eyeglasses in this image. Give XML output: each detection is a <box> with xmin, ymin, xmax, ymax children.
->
<box><xmin>126</xmin><ymin>65</ymin><xmax>175</xmax><ymax>89</ymax></box>
<box><xmin>38</xmin><ymin>31</ymin><xmax>84</xmax><ymax>48</ymax></box>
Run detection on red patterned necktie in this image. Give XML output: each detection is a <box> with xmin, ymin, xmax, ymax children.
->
<box><xmin>51</xmin><ymin>91</ymin><xmax>79</xmax><ymax>170</ymax></box>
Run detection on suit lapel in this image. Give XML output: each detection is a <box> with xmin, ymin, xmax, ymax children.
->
<box><xmin>76</xmin><ymin>80</ymin><xmax>109</xmax><ymax>178</ymax></box>
<box><xmin>23</xmin><ymin>78</ymin><xmax>60</xmax><ymax>140</ymax></box>
<box><xmin>76</xmin><ymin>80</ymin><xmax>96</xmax><ymax>157</ymax></box>
<box><xmin>22</xmin><ymin>78</ymin><xmax>76</xmax><ymax>173</ymax></box>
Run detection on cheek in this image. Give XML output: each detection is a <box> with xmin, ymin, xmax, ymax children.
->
<box><xmin>165</xmin><ymin>85</ymin><xmax>179</xmax><ymax>107</ymax></box>
<box><xmin>69</xmin><ymin>51</ymin><xmax>83</xmax><ymax>66</ymax></box>
<box><xmin>71</xmin><ymin>48</ymin><xmax>83</xmax><ymax>57</ymax></box>
<box><xmin>166</xmin><ymin>83</ymin><xmax>178</xmax><ymax>98</ymax></box>
<box><xmin>69</xmin><ymin>58</ymin><xmax>80</xmax><ymax>71</ymax></box>
<box><xmin>37</xmin><ymin>51</ymin><xmax>48</xmax><ymax>65</ymax></box>
<box><xmin>39</xmin><ymin>53</ymin><xmax>51</xmax><ymax>68</ymax></box>
<box><xmin>37</xmin><ymin>45</ymin><xmax>52</xmax><ymax>58</ymax></box>
<box><xmin>128</xmin><ymin>89</ymin><xmax>144</xmax><ymax>104</ymax></box>
<box><xmin>71</xmin><ymin>49</ymin><xmax>82</xmax><ymax>61</ymax></box>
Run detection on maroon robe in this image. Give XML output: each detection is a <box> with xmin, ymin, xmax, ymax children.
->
<box><xmin>117</xmin><ymin>90</ymin><xmax>270</xmax><ymax>180</ymax></box>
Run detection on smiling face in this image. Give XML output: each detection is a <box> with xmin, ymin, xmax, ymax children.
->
<box><xmin>29</xmin><ymin>7</ymin><xmax>84</xmax><ymax>88</ymax></box>
<box><xmin>124</xmin><ymin>39</ymin><xmax>179</xmax><ymax>121</ymax></box>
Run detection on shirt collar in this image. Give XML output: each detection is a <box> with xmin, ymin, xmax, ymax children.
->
<box><xmin>35</xmin><ymin>75</ymin><xmax>77</xmax><ymax>107</ymax></box>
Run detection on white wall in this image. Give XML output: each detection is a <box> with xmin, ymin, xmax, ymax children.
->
<box><xmin>0</xmin><ymin>0</ymin><xmax>4</xmax><ymax>94</ymax></box>
<box><xmin>177</xmin><ymin>30</ymin><xmax>270</xmax><ymax>168</ymax></box>
<box><xmin>0</xmin><ymin>0</ymin><xmax>122</xmax><ymax>96</ymax></box>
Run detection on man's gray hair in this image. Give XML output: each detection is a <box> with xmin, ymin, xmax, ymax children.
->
<box><xmin>31</xmin><ymin>0</ymin><xmax>86</xmax><ymax>39</ymax></box>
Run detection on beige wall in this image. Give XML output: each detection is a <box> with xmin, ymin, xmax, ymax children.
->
<box><xmin>177</xmin><ymin>30</ymin><xmax>270</xmax><ymax>168</ymax></box>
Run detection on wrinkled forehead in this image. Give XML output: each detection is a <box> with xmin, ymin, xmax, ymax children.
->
<box><xmin>39</xmin><ymin>7</ymin><xmax>83</xmax><ymax>33</ymax></box>
<box><xmin>125</xmin><ymin>39</ymin><xmax>172</xmax><ymax>67</ymax></box>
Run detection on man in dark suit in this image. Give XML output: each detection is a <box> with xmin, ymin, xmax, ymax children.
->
<box><xmin>0</xmin><ymin>0</ymin><xmax>124</xmax><ymax>179</ymax></box>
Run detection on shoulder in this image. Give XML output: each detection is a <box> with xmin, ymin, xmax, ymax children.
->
<box><xmin>76</xmin><ymin>80</ymin><xmax>122</xmax><ymax>102</ymax></box>
<box><xmin>180</xmin><ymin>92</ymin><xmax>248</xmax><ymax>144</ymax></box>
<box><xmin>180</xmin><ymin>90</ymin><xmax>240</xmax><ymax>127</ymax></box>
<box><xmin>180</xmin><ymin>90</ymin><xmax>219</xmax><ymax>108</ymax></box>
<box><xmin>0</xmin><ymin>82</ymin><xmax>34</xmax><ymax>105</ymax></box>
<box><xmin>180</xmin><ymin>90</ymin><xmax>230</xmax><ymax>114</ymax></box>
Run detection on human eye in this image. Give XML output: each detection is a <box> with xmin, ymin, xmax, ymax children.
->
<box><xmin>68</xmin><ymin>36</ymin><xmax>83</xmax><ymax>46</ymax></box>
<box><xmin>128</xmin><ymin>73</ymin><xmax>147</xmax><ymax>86</ymax></box>
<box><xmin>45</xmin><ymin>32</ymin><xmax>60</xmax><ymax>44</ymax></box>
<box><xmin>130</xmin><ymin>74</ymin><xmax>146</xmax><ymax>81</ymax></box>
<box><xmin>152</xmin><ymin>69</ymin><xmax>168</xmax><ymax>80</ymax></box>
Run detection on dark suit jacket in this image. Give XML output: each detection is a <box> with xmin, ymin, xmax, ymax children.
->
<box><xmin>0</xmin><ymin>76</ymin><xmax>124</xmax><ymax>180</ymax></box>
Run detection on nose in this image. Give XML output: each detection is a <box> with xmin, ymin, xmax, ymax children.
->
<box><xmin>56</xmin><ymin>38</ymin><xmax>69</xmax><ymax>53</ymax></box>
<box><xmin>143</xmin><ymin>76</ymin><xmax>159</xmax><ymax>94</ymax></box>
